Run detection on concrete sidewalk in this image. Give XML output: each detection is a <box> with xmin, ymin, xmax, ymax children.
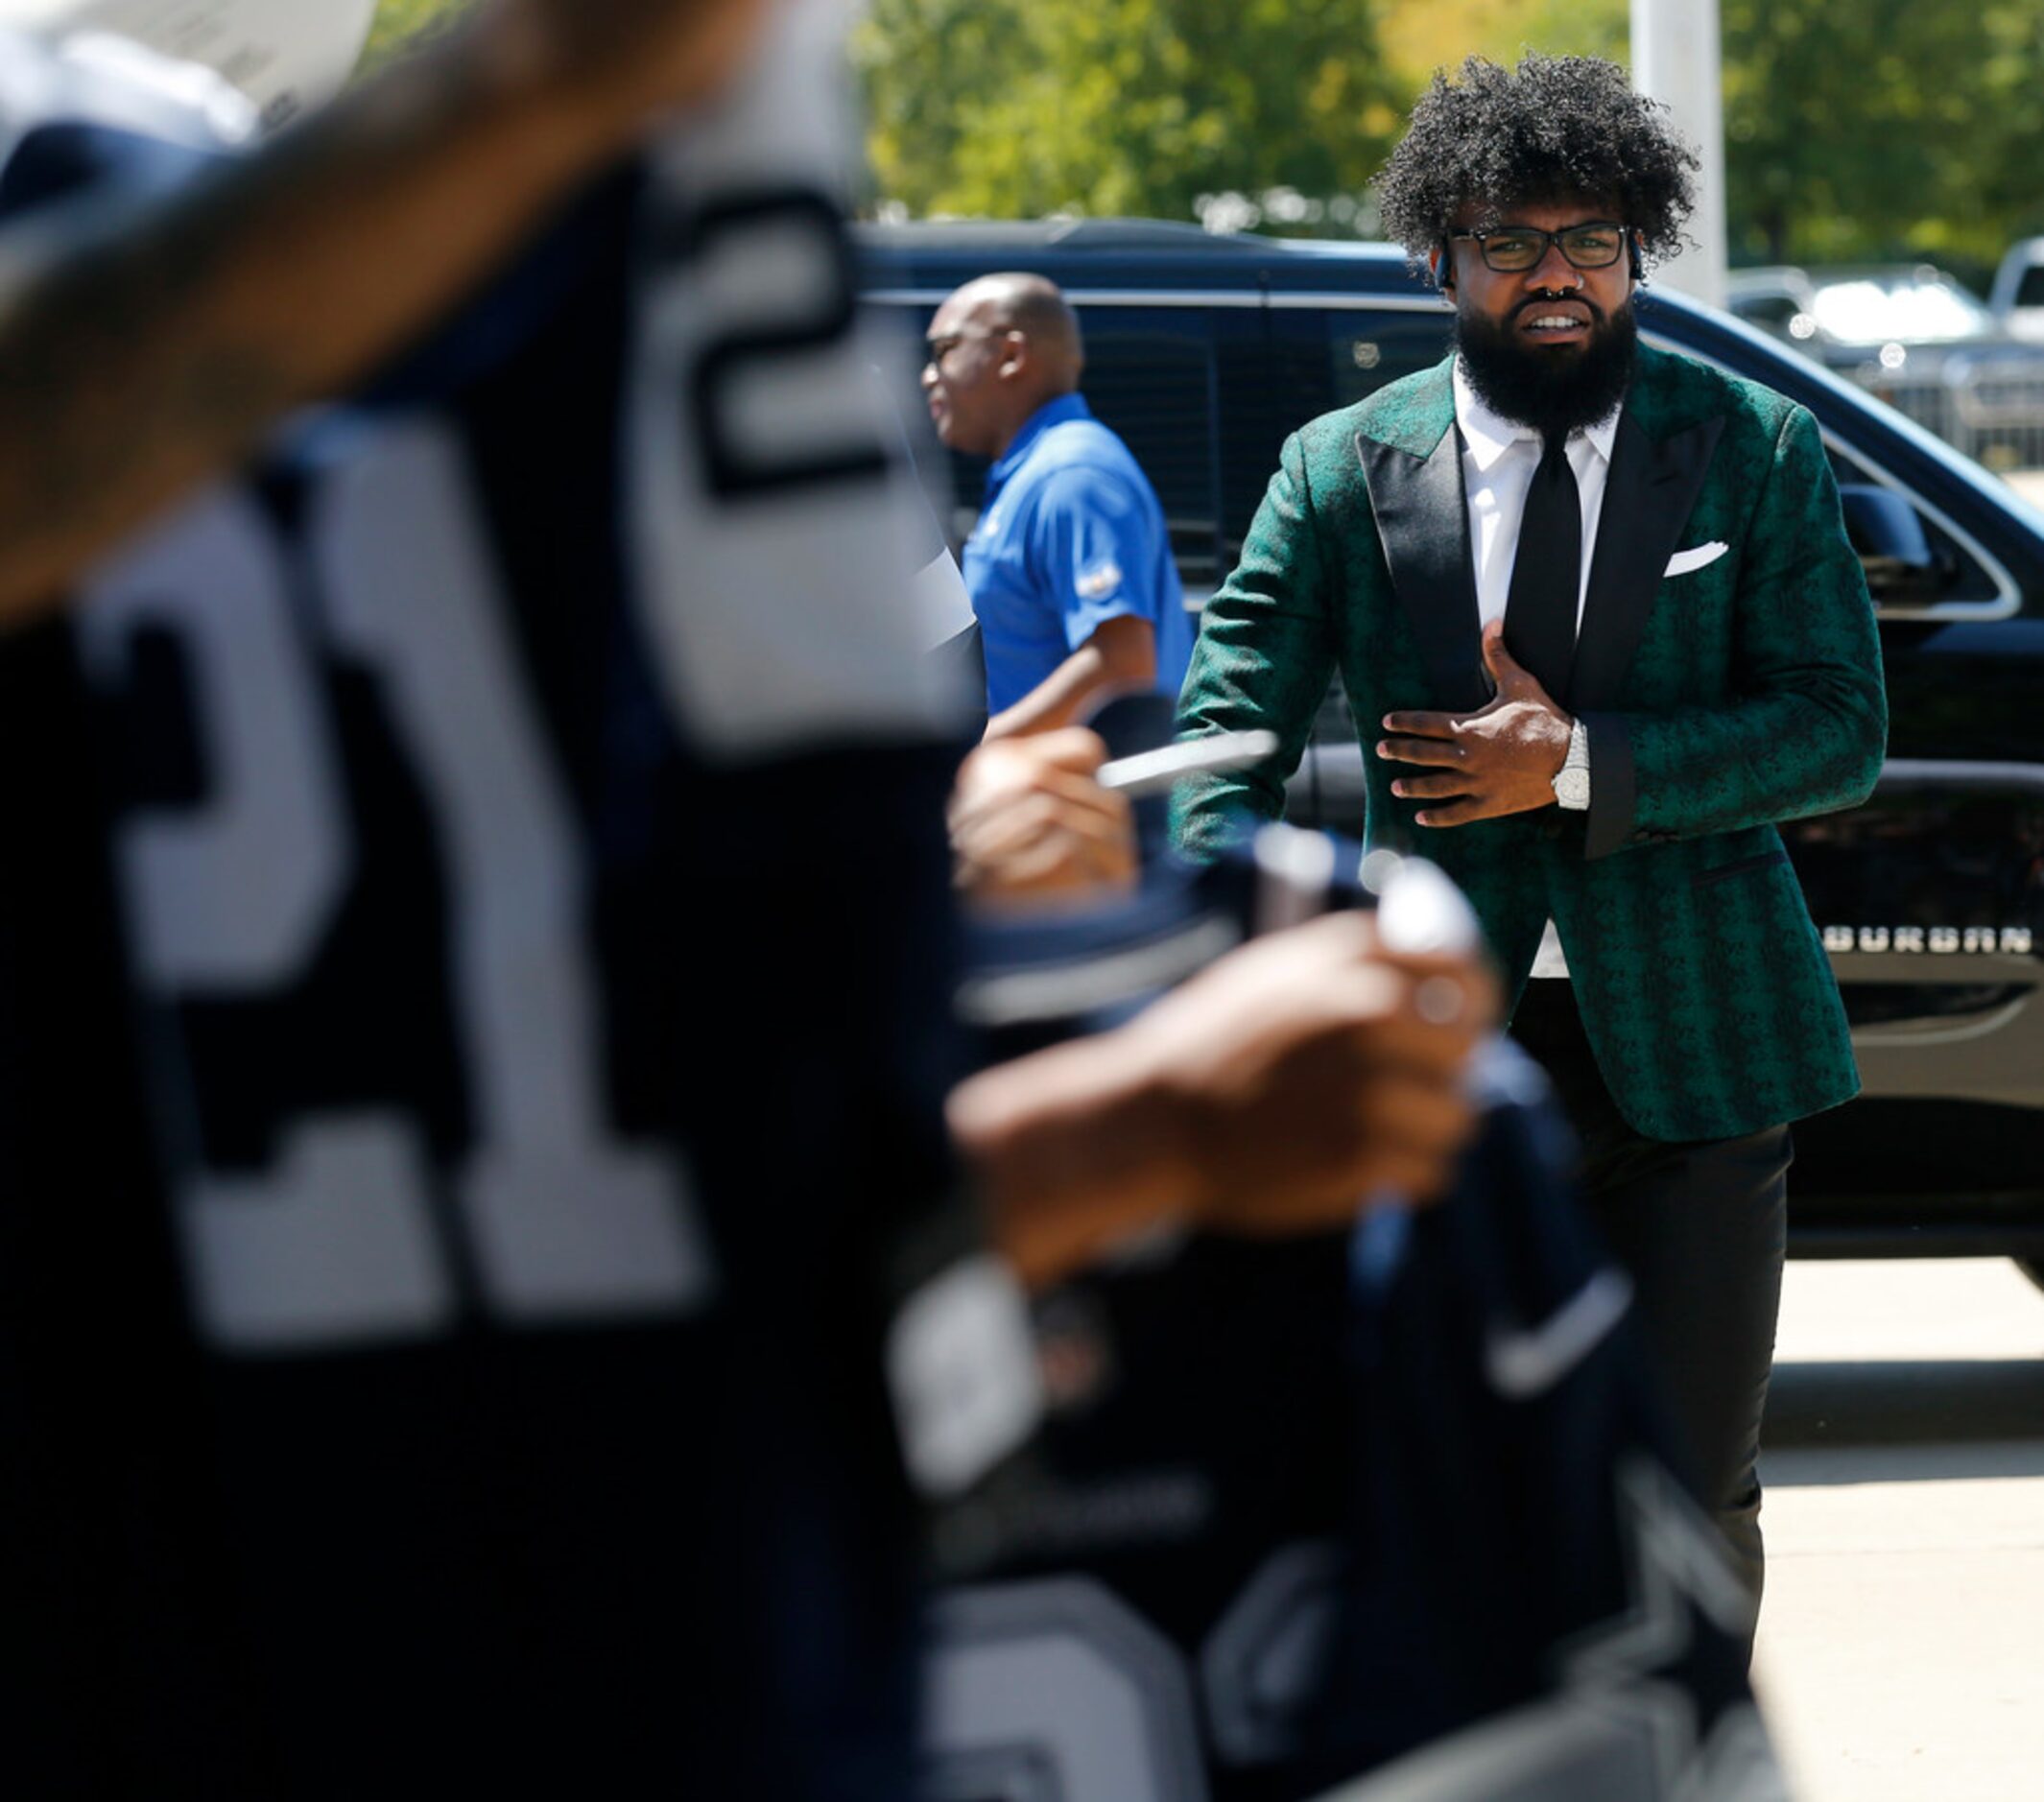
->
<box><xmin>1752</xmin><ymin>1259</ymin><xmax>2044</xmax><ymax>1800</ymax></box>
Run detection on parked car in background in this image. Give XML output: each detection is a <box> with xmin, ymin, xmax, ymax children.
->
<box><xmin>1988</xmin><ymin>235</ymin><xmax>2044</xmax><ymax>344</ymax></box>
<box><xmin>861</xmin><ymin>219</ymin><xmax>2044</xmax><ymax>1278</ymax></box>
<box><xmin>1725</xmin><ymin>262</ymin><xmax>2044</xmax><ymax>471</ymax></box>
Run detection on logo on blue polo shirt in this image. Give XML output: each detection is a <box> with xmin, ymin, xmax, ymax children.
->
<box><xmin>1076</xmin><ymin>558</ymin><xmax>1124</xmax><ymax>601</ymax></box>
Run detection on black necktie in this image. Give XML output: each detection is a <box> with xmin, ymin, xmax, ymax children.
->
<box><xmin>1504</xmin><ymin>431</ymin><xmax>1581</xmax><ymax>701</ymax></box>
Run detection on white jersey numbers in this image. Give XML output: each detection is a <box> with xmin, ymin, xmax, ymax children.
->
<box><xmin>80</xmin><ymin>421</ymin><xmax>717</xmax><ymax>1354</ymax></box>
<box><xmin>625</xmin><ymin>0</ymin><xmax>967</xmax><ymax>757</ymax></box>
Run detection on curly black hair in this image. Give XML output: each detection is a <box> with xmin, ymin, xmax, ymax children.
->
<box><xmin>1376</xmin><ymin>54</ymin><xmax>1698</xmax><ymax>272</ymax></box>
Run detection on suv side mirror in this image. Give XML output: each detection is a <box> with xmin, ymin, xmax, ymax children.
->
<box><xmin>1839</xmin><ymin>484</ymin><xmax>1950</xmax><ymax>606</ymax></box>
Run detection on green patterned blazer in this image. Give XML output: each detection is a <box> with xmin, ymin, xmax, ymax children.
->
<box><xmin>1173</xmin><ymin>344</ymin><xmax>1888</xmax><ymax>1142</ymax></box>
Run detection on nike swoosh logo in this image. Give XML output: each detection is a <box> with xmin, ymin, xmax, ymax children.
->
<box><xmin>1484</xmin><ymin>1267</ymin><xmax>1634</xmax><ymax>1399</ymax></box>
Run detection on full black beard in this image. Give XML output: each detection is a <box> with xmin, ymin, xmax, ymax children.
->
<box><xmin>1456</xmin><ymin>296</ymin><xmax>1638</xmax><ymax>438</ymax></box>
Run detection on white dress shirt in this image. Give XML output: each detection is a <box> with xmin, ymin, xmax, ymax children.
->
<box><xmin>1450</xmin><ymin>359</ymin><xmax>1621</xmax><ymax>976</ymax></box>
<box><xmin>1452</xmin><ymin>359</ymin><xmax>1620</xmax><ymax>633</ymax></box>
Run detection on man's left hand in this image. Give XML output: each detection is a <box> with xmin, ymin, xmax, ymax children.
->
<box><xmin>1376</xmin><ymin>620</ymin><xmax>1573</xmax><ymax>827</ymax></box>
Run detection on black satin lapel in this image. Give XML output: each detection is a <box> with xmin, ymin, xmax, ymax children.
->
<box><xmin>1356</xmin><ymin>429</ymin><xmax>1487</xmax><ymax>710</ymax></box>
<box><xmin>1572</xmin><ymin>412</ymin><xmax>1724</xmax><ymax>709</ymax></box>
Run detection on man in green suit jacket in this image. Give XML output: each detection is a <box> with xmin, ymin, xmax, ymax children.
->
<box><xmin>1175</xmin><ymin>55</ymin><xmax>1887</xmax><ymax>1616</ymax></box>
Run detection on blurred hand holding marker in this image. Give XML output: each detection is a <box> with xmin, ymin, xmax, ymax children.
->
<box><xmin>952</xmin><ymin>729</ymin><xmax>1280</xmax><ymax>904</ymax></box>
<box><xmin>949</xmin><ymin>726</ymin><xmax>1137</xmax><ymax>905</ymax></box>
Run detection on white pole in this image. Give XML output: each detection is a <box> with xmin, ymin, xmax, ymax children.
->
<box><xmin>1629</xmin><ymin>0</ymin><xmax>1727</xmax><ymax>310</ymax></box>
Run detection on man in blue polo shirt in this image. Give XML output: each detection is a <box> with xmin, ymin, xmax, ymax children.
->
<box><xmin>923</xmin><ymin>273</ymin><xmax>1192</xmax><ymax>737</ymax></box>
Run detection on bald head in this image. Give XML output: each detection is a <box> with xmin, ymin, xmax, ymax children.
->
<box><xmin>973</xmin><ymin>273</ymin><xmax>1084</xmax><ymax>389</ymax></box>
<box><xmin>922</xmin><ymin>272</ymin><xmax>1085</xmax><ymax>458</ymax></box>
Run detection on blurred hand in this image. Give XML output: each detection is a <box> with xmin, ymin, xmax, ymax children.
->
<box><xmin>948</xmin><ymin>726</ymin><xmax>1137</xmax><ymax>904</ymax></box>
<box><xmin>1128</xmin><ymin>910</ymin><xmax>1497</xmax><ymax>1225</ymax></box>
<box><xmin>954</xmin><ymin>908</ymin><xmax>1496</xmax><ymax>1286</ymax></box>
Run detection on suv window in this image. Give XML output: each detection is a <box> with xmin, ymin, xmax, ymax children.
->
<box><xmin>1075</xmin><ymin>309</ymin><xmax>1225</xmax><ymax>592</ymax></box>
<box><xmin>1316</xmin><ymin>309</ymin><xmax>1458</xmax><ymax>409</ymax></box>
<box><xmin>1203</xmin><ymin>306</ymin><xmax>1454</xmax><ymax>575</ymax></box>
<box><xmin>1826</xmin><ymin>438</ymin><xmax>2006</xmax><ymax>610</ymax></box>
<box><xmin>2015</xmin><ymin>267</ymin><xmax>2044</xmax><ymax>308</ymax></box>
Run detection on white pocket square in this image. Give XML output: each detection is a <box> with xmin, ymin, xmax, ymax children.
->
<box><xmin>1664</xmin><ymin>541</ymin><xmax>1729</xmax><ymax>578</ymax></box>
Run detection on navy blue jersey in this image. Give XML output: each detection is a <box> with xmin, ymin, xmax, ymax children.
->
<box><xmin>925</xmin><ymin>838</ymin><xmax>1382</xmax><ymax>1802</ymax></box>
<box><xmin>924</xmin><ymin>833</ymin><xmax>1779</xmax><ymax>1801</ymax></box>
<box><xmin>0</xmin><ymin>14</ymin><xmax>1034</xmax><ymax>1798</ymax></box>
<box><xmin>1309</xmin><ymin>1060</ymin><xmax>1778</xmax><ymax>1801</ymax></box>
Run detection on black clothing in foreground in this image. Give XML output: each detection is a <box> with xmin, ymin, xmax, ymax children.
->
<box><xmin>0</xmin><ymin>45</ymin><xmax>1024</xmax><ymax>1797</ymax></box>
<box><xmin>926</xmin><ymin>832</ymin><xmax>1779</xmax><ymax>1800</ymax></box>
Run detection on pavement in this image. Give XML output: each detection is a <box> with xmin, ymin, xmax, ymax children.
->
<box><xmin>1755</xmin><ymin>463</ymin><xmax>2044</xmax><ymax>1797</ymax></box>
<box><xmin>1751</xmin><ymin>1258</ymin><xmax>2044</xmax><ymax>1799</ymax></box>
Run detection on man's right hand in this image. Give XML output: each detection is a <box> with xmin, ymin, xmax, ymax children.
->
<box><xmin>948</xmin><ymin>726</ymin><xmax>1137</xmax><ymax>904</ymax></box>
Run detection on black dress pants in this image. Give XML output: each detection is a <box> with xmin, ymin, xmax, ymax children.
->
<box><xmin>1509</xmin><ymin>979</ymin><xmax>1789</xmax><ymax>1614</ymax></box>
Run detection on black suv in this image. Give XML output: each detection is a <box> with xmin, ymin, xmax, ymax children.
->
<box><xmin>859</xmin><ymin>219</ymin><xmax>2044</xmax><ymax>1273</ymax></box>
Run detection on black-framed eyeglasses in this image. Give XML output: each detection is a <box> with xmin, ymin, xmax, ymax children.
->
<box><xmin>1447</xmin><ymin>222</ymin><xmax>1628</xmax><ymax>273</ymax></box>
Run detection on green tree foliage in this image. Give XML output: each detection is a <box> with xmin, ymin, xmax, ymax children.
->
<box><xmin>1722</xmin><ymin>0</ymin><xmax>2044</xmax><ymax>273</ymax></box>
<box><xmin>356</xmin><ymin>0</ymin><xmax>2044</xmax><ymax>278</ymax></box>
<box><xmin>1386</xmin><ymin>0</ymin><xmax>2044</xmax><ymax>274</ymax></box>
<box><xmin>855</xmin><ymin>0</ymin><xmax>1405</xmax><ymax>228</ymax></box>
<box><xmin>359</xmin><ymin>0</ymin><xmax>482</xmax><ymax>75</ymax></box>
<box><xmin>1381</xmin><ymin>0</ymin><xmax>1624</xmax><ymax>83</ymax></box>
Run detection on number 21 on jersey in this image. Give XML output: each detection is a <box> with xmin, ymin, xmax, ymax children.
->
<box><xmin>80</xmin><ymin>422</ymin><xmax>716</xmax><ymax>1354</ymax></box>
